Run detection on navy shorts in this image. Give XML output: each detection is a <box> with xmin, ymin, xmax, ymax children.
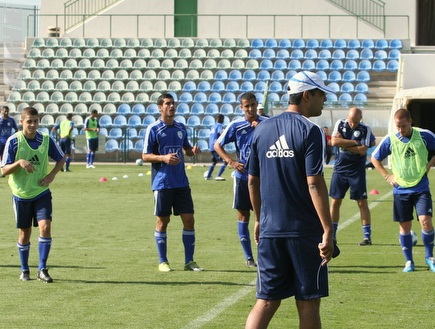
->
<box><xmin>329</xmin><ymin>168</ymin><xmax>367</xmax><ymax>200</ymax></box>
<box><xmin>153</xmin><ymin>187</ymin><xmax>194</xmax><ymax>217</ymax></box>
<box><xmin>87</xmin><ymin>138</ymin><xmax>99</xmax><ymax>152</ymax></box>
<box><xmin>13</xmin><ymin>192</ymin><xmax>52</xmax><ymax>229</ymax></box>
<box><xmin>59</xmin><ymin>138</ymin><xmax>72</xmax><ymax>155</ymax></box>
<box><xmin>393</xmin><ymin>192</ymin><xmax>433</xmax><ymax>222</ymax></box>
<box><xmin>256</xmin><ymin>236</ymin><xmax>329</xmax><ymax>300</ymax></box>
<box><xmin>233</xmin><ymin>177</ymin><xmax>252</xmax><ymax>211</ymax></box>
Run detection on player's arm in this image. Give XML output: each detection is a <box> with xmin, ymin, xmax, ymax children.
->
<box><xmin>248</xmin><ymin>174</ymin><xmax>261</xmax><ymax>245</ymax></box>
<box><xmin>183</xmin><ymin>145</ymin><xmax>200</xmax><ymax>156</ymax></box>
<box><xmin>307</xmin><ymin>174</ymin><xmax>334</xmax><ymax>264</ymax></box>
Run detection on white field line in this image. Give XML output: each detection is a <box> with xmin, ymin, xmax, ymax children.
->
<box><xmin>182</xmin><ymin>190</ymin><xmax>393</xmax><ymax>328</ymax></box>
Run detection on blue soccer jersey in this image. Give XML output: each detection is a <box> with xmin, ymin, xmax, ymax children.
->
<box><xmin>0</xmin><ymin>117</ymin><xmax>18</xmax><ymax>145</ymax></box>
<box><xmin>333</xmin><ymin>119</ymin><xmax>375</xmax><ymax>173</ymax></box>
<box><xmin>209</xmin><ymin>122</ymin><xmax>223</xmax><ymax>151</ymax></box>
<box><xmin>143</xmin><ymin>119</ymin><xmax>192</xmax><ymax>190</ymax></box>
<box><xmin>217</xmin><ymin>115</ymin><xmax>267</xmax><ymax>180</ymax></box>
<box><xmin>248</xmin><ymin>111</ymin><xmax>326</xmax><ymax>238</ymax></box>
<box><xmin>372</xmin><ymin>128</ymin><xmax>435</xmax><ymax>194</ymax></box>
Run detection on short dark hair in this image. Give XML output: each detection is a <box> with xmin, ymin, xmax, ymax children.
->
<box><xmin>394</xmin><ymin>108</ymin><xmax>412</xmax><ymax>121</ymax></box>
<box><xmin>217</xmin><ymin>114</ymin><xmax>224</xmax><ymax>123</ymax></box>
<box><xmin>67</xmin><ymin>113</ymin><xmax>73</xmax><ymax>120</ymax></box>
<box><xmin>240</xmin><ymin>92</ymin><xmax>257</xmax><ymax>104</ymax></box>
<box><xmin>2</xmin><ymin>106</ymin><xmax>9</xmax><ymax>111</ymax></box>
<box><xmin>91</xmin><ymin>109</ymin><xmax>98</xmax><ymax>115</ymax></box>
<box><xmin>157</xmin><ymin>93</ymin><xmax>174</xmax><ymax>106</ymax></box>
<box><xmin>288</xmin><ymin>89</ymin><xmax>317</xmax><ymax>105</ymax></box>
<box><xmin>22</xmin><ymin>107</ymin><xmax>38</xmax><ymax>117</ymax></box>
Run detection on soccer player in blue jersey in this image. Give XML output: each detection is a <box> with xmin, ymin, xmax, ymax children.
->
<box><xmin>330</xmin><ymin>107</ymin><xmax>376</xmax><ymax>245</ymax></box>
<box><xmin>214</xmin><ymin>92</ymin><xmax>267</xmax><ymax>268</ymax></box>
<box><xmin>0</xmin><ymin>105</ymin><xmax>18</xmax><ymax>161</ymax></box>
<box><xmin>371</xmin><ymin>108</ymin><xmax>435</xmax><ymax>272</ymax></box>
<box><xmin>1</xmin><ymin>107</ymin><xmax>65</xmax><ymax>283</ymax></box>
<box><xmin>245</xmin><ymin>71</ymin><xmax>335</xmax><ymax>329</ymax></box>
<box><xmin>84</xmin><ymin>109</ymin><xmax>99</xmax><ymax>168</ymax></box>
<box><xmin>142</xmin><ymin>93</ymin><xmax>204</xmax><ymax>272</ymax></box>
<box><xmin>52</xmin><ymin>113</ymin><xmax>74</xmax><ymax>172</ymax></box>
<box><xmin>204</xmin><ymin>114</ymin><xmax>227</xmax><ymax>181</ymax></box>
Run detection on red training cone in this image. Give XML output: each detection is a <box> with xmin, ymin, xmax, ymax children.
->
<box><xmin>370</xmin><ymin>189</ymin><xmax>379</xmax><ymax>194</ymax></box>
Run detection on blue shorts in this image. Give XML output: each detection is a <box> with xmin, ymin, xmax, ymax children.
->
<box><xmin>233</xmin><ymin>177</ymin><xmax>252</xmax><ymax>211</ymax></box>
<box><xmin>329</xmin><ymin>168</ymin><xmax>367</xmax><ymax>200</ymax></box>
<box><xmin>393</xmin><ymin>192</ymin><xmax>432</xmax><ymax>222</ymax></box>
<box><xmin>256</xmin><ymin>236</ymin><xmax>328</xmax><ymax>300</ymax></box>
<box><xmin>59</xmin><ymin>138</ymin><xmax>72</xmax><ymax>155</ymax></box>
<box><xmin>211</xmin><ymin>151</ymin><xmax>222</xmax><ymax>164</ymax></box>
<box><xmin>13</xmin><ymin>192</ymin><xmax>52</xmax><ymax>229</ymax></box>
<box><xmin>153</xmin><ymin>187</ymin><xmax>194</xmax><ymax>217</ymax></box>
<box><xmin>87</xmin><ymin>138</ymin><xmax>99</xmax><ymax>152</ymax></box>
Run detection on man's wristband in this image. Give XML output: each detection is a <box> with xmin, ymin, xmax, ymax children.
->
<box><xmin>384</xmin><ymin>174</ymin><xmax>390</xmax><ymax>180</ymax></box>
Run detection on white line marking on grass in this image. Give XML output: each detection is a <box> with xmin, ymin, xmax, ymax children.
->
<box><xmin>184</xmin><ymin>191</ymin><xmax>393</xmax><ymax>328</ymax></box>
<box><xmin>180</xmin><ymin>279</ymin><xmax>256</xmax><ymax>329</ymax></box>
<box><xmin>337</xmin><ymin>190</ymin><xmax>393</xmax><ymax>231</ymax></box>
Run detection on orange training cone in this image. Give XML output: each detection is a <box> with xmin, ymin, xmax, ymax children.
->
<box><xmin>370</xmin><ymin>189</ymin><xmax>379</xmax><ymax>194</ymax></box>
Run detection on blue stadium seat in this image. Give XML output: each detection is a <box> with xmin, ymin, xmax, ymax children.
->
<box><xmin>358</xmin><ymin>59</ymin><xmax>372</xmax><ymax>70</ymax></box>
<box><xmin>304</xmin><ymin>49</ymin><xmax>317</xmax><ymax>59</ymax></box>
<box><xmin>338</xmin><ymin>93</ymin><xmax>352</xmax><ymax>106</ymax></box>
<box><xmin>202</xmin><ymin>115</ymin><xmax>215</xmax><ymax>128</ymax></box>
<box><xmin>271</xmin><ymin>70</ymin><xmax>285</xmax><ymax>81</ymax></box>
<box><xmin>208</xmin><ymin>92</ymin><xmax>222</xmax><ymax>103</ymax></box>
<box><xmin>180</xmin><ymin>92</ymin><xmax>193</xmax><ymax>103</ymax></box>
<box><xmin>222</xmin><ymin>92</ymin><xmax>236</xmax><ymax>103</ymax></box>
<box><xmin>278</xmin><ymin>39</ymin><xmax>291</xmax><ymax>48</ymax></box>
<box><xmin>146</xmin><ymin>104</ymin><xmax>159</xmax><ymax>115</ymax></box>
<box><xmin>197</xmin><ymin>128</ymin><xmax>211</xmax><ymax>140</ymax></box>
<box><xmin>186</xmin><ymin>115</ymin><xmax>201</xmax><ymax>128</ymax></box>
<box><xmin>276</xmin><ymin>49</ymin><xmax>290</xmax><ymax>59</ymax></box>
<box><xmin>361</xmin><ymin>39</ymin><xmax>375</xmax><ymax>49</ymax></box>
<box><xmin>251</xmin><ymin>38</ymin><xmax>264</xmax><ymax>48</ymax></box>
<box><xmin>292</xmin><ymin>38</ymin><xmax>305</xmax><ymax>49</ymax></box>
<box><xmin>327</xmin><ymin>82</ymin><xmax>340</xmax><ymax>93</ymax></box>
<box><xmin>254</xmin><ymin>81</ymin><xmax>267</xmax><ymax>92</ymax></box>
<box><xmin>333</xmin><ymin>39</ymin><xmax>347</xmax><ymax>49</ymax></box>
<box><xmin>347</xmin><ymin>39</ymin><xmax>361</xmax><ymax>49</ymax></box>
<box><xmin>191</xmin><ymin>103</ymin><xmax>205</xmax><ymax>115</ymax></box>
<box><xmin>215</xmin><ymin>70</ymin><xmax>228</xmax><ymax>81</ymax></box>
<box><xmin>285</xmin><ymin>70</ymin><xmax>298</xmax><ymax>80</ymax></box>
<box><xmin>302</xmin><ymin>60</ymin><xmax>315</xmax><ymax>70</ymax></box>
<box><xmin>288</xmin><ymin>59</ymin><xmax>302</xmax><ymax>70</ymax></box>
<box><xmin>220</xmin><ymin>104</ymin><xmax>234</xmax><ymax>115</ymax></box>
<box><xmin>240</xmin><ymin>81</ymin><xmax>254</xmax><ymax>92</ymax></box>
<box><xmin>318</xmin><ymin>49</ymin><xmax>332</xmax><ymax>59</ymax></box>
<box><xmin>346</xmin><ymin>49</ymin><xmax>359</xmax><ymax>59</ymax></box>
<box><xmin>319</xmin><ymin>39</ymin><xmax>333</xmax><ymax>49</ymax></box>
<box><xmin>226</xmin><ymin>81</ymin><xmax>240</xmax><ymax>92</ymax></box>
<box><xmin>198</xmin><ymin>81</ymin><xmax>211</xmax><ymax>92</ymax></box>
<box><xmin>328</xmin><ymin>70</ymin><xmax>342</xmax><ymax>82</ymax></box>
<box><xmin>143</xmin><ymin>115</ymin><xmax>156</xmax><ymax>127</ymax></box>
<box><xmin>211</xmin><ymin>81</ymin><xmax>225</xmax><ymax>92</ymax></box>
<box><xmin>306</xmin><ymin>39</ymin><xmax>319</xmax><ymax>49</ymax></box>
<box><xmin>182</xmin><ymin>81</ymin><xmax>196</xmax><ymax>92</ymax></box>
<box><xmin>290</xmin><ymin>49</ymin><xmax>304</xmax><ymax>59</ymax></box>
<box><xmin>344</xmin><ymin>59</ymin><xmax>358</xmax><ymax>70</ymax></box>
<box><xmin>389</xmin><ymin>39</ymin><xmax>403</xmax><ymax>49</ymax></box>
<box><xmin>99</xmin><ymin>114</ymin><xmax>113</xmax><ymax>128</ymax></box>
<box><xmin>105</xmin><ymin>139</ymin><xmax>119</xmax><ymax>153</ymax></box>
<box><xmin>316</xmin><ymin>59</ymin><xmax>329</xmax><ymax>70</ymax></box>
<box><xmin>117</xmin><ymin>103</ymin><xmax>131</xmax><ymax>115</ymax></box>
<box><xmin>260</xmin><ymin>59</ymin><xmax>273</xmax><ymax>70</ymax></box>
<box><xmin>332</xmin><ymin>49</ymin><xmax>345</xmax><ymax>60</ymax></box>
<box><xmin>375</xmin><ymin>39</ymin><xmax>389</xmax><ymax>49</ymax></box>
<box><xmin>205</xmin><ymin>103</ymin><xmax>219</xmax><ymax>115</ymax></box>
<box><xmin>132</xmin><ymin>104</ymin><xmax>145</xmax><ymax>115</ymax></box>
<box><xmin>356</xmin><ymin>71</ymin><xmax>370</xmax><ymax>82</ymax></box>
<box><xmin>353</xmin><ymin>93</ymin><xmax>368</xmax><ymax>106</ymax></box>
<box><xmin>263</xmin><ymin>49</ymin><xmax>276</xmax><ymax>59</ymax></box>
<box><xmin>174</xmin><ymin>115</ymin><xmax>186</xmax><ymax>125</ymax></box>
<box><xmin>243</xmin><ymin>70</ymin><xmax>256</xmax><ymax>81</ymax></box>
<box><xmin>340</xmin><ymin>82</ymin><xmax>355</xmax><ymax>93</ymax></box>
<box><xmin>325</xmin><ymin>93</ymin><xmax>338</xmax><ymax>105</ymax></box>
<box><xmin>112</xmin><ymin>115</ymin><xmax>128</xmax><ymax>128</ymax></box>
<box><xmin>386</xmin><ymin>60</ymin><xmax>399</xmax><ymax>72</ymax></box>
<box><xmin>127</xmin><ymin>115</ymin><xmax>142</xmax><ymax>128</ymax></box>
<box><xmin>388</xmin><ymin>49</ymin><xmax>401</xmax><ymax>60</ymax></box>
<box><xmin>330</xmin><ymin>59</ymin><xmax>344</xmax><ymax>71</ymax></box>
<box><xmin>265</xmin><ymin>38</ymin><xmax>278</xmax><ymax>48</ymax></box>
<box><xmin>342</xmin><ymin>71</ymin><xmax>356</xmax><ymax>82</ymax></box>
<box><xmin>360</xmin><ymin>48</ymin><xmax>374</xmax><ymax>60</ymax></box>
<box><xmin>257</xmin><ymin>70</ymin><xmax>271</xmax><ymax>81</ymax></box>
<box><xmin>355</xmin><ymin>82</ymin><xmax>369</xmax><ymax>94</ymax></box>
<box><xmin>373</xmin><ymin>60</ymin><xmax>386</xmax><ymax>72</ymax></box>
<box><xmin>248</xmin><ymin>49</ymin><xmax>262</xmax><ymax>59</ymax></box>
<box><xmin>374</xmin><ymin>50</ymin><xmax>388</xmax><ymax>60</ymax></box>
<box><xmin>269</xmin><ymin>81</ymin><xmax>283</xmax><ymax>93</ymax></box>
<box><xmin>194</xmin><ymin>92</ymin><xmax>207</xmax><ymax>103</ymax></box>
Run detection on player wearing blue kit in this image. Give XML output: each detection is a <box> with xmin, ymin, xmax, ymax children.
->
<box><xmin>330</xmin><ymin>107</ymin><xmax>376</xmax><ymax>246</ymax></box>
<box><xmin>204</xmin><ymin>114</ymin><xmax>227</xmax><ymax>181</ymax></box>
<box><xmin>142</xmin><ymin>93</ymin><xmax>203</xmax><ymax>272</ymax></box>
<box><xmin>52</xmin><ymin>113</ymin><xmax>74</xmax><ymax>172</ymax></box>
<box><xmin>84</xmin><ymin>109</ymin><xmax>99</xmax><ymax>169</ymax></box>
<box><xmin>1</xmin><ymin>107</ymin><xmax>65</xmax><ymax>282</ymax></box>
<box><xmin>0</xmin><ymin>105</ymin><xmax>18</xmax><ymax>160</ymax></box>
<box><xmin>214</xmin><ymin>92</ymin><xmax>267</xmax><ymax>268</ymax></box>
<box><xmin>245</xmin><ymin>71</ymin><xmax>336</xmax><ymax>329</ymax></box>
<box><xmin>371</xmin><ymin>108</ymin><xmax>435</xmax><ymax>272</ymax></box>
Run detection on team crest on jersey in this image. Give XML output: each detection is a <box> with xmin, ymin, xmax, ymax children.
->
<box><xmin>177</xmin><ymin>131</ymin><xmax>183</xmax><ymax>139</ymax></box>
<box><xmin>353</xmin><ymin>130</ymin><xmax>361</xmax><ymax>138</ymax></box>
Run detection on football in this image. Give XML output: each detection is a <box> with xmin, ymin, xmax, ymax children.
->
<box><xmin>135</xmin><ymin>159</ymin><xmax>143</xmax><ymax>166</ymax></box>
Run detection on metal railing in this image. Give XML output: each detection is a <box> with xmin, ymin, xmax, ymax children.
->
<box><xmin>64</xmin><ymin>0</ymin><xmax>121</xmax><ymax>31</ymax></box>
<box><xmin>27</xmin><ymin>13</ymin><xmax>410</xmax><ymax>40</ymax></box>
<box><xmin>327</xmin><ymin>0</ymin><xmax>386</xmax><ymax>31</ymax></box>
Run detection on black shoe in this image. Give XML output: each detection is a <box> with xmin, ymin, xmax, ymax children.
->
<box><xmin>20</xmin><ymin>270</ymin><xmax>31</xmax><ymax>281</ymax></box>
<box><xmin>332</xmin><ymin>240</ymin><xmax>340</xmax><ymax>258</ymax></box>
<box><xmin>359</xmin><ymin>238</ymin><xmax>372</xmax><ymax>246</ymax></box>
<box><xmin>246</xmin><ymin>258</ymin><xmax>257</xmax><ymax>267</ymax></box>
<box><xmin>37</xmin><ymin>268</ymin><xmax>53</xmax><ymax>283</ymax></box>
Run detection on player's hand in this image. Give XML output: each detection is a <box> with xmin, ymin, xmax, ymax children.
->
<box><xmin>20</xmin><ymin>159</ymin><xmax>35</xmax><ymax>173</ymax></box>
<box><xmin>163</xmin><ymin>153</ymin><xmax>180</xmax><ymax>165</ymax></box>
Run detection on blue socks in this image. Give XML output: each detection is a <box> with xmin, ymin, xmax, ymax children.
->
<box><xmin>17</xmin><ymin>242</ymin><xmax>30</xmax><ymax>271</ymax></box>
<box><xmin>65</xmin><ymin>157</ymin><xmax>71</xmax><ymax>170</ymax></box>
<box><xmin>154</xmin><ymin>231</ymin><xmax>168</xmax><ymax>264</ymax></box>
<box><xmin>332</xmin><ymin>222</ymin><xmax>338</xmax><ymax>240</ymax></box>
<box><xmin>422</xmin><ymin>229</ymin><xmax>434</xmax><ymax>259</ymax></box>
<box><xmin>238</xmin><ymin>221</ymin><xmax>253</xmax><ymax>260</ymax></box>
<box><xmin>182</xmin><ymin>229</ymin><xmax>195</xmax><ymax>264</ymax></box>
<box><xmin>362</xmin><ymin>224</ymin><xmax>371</xmax><ymax>240</ymax></box>
<box><xmin>38</xmin><ymin>237</ymin><xmax>52</xmax><ymax>270</ymax></box>
<box><xmin>400</xmin><ymin>232</ymin><xmax>414</xmax><ymax>263</ymax></box>
<box><xmin>217</xmin><ymin>164</ymin><xmax>227</xmax><ymax>177</ymax></box>
<box><xmin>206</xmin><ymin>164</ymin><xmax>215</xmax><ymax>179</ymax></box>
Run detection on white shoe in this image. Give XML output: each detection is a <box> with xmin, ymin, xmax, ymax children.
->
<box><xmin>89</xmin><ymin>165</ymin><xmax>96</xmax><ymax>169</ymax></box>
<box><xmin>86</xmin><ymin>164</ymin><xmax>91</xmax><ymax>169</ymax></box>
<box><xmin>215</xmin><ymin>176</ymin><xmax>225</xmax><ymax>181</ymax></box>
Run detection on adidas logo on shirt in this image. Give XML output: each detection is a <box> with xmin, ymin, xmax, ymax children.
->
<box><xmin>28</xmin><ymin>155</ymin><xmax>40</xmax><ymax>166</ymax></box>
<box><xmin>404</xmin><ymin>147</ymin><xmax>415</xmax><ymax>159</ymax></box>
<box><xmin>267</xmin><ymin>135</ymin><xmax>294</xmax><ymax>158</ymax></box>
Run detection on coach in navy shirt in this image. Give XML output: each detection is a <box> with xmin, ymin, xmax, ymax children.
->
<box><xmin>246</xmin><ymin>71</ymin><xmax>336</xmax><ymax>328</ymax></box>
